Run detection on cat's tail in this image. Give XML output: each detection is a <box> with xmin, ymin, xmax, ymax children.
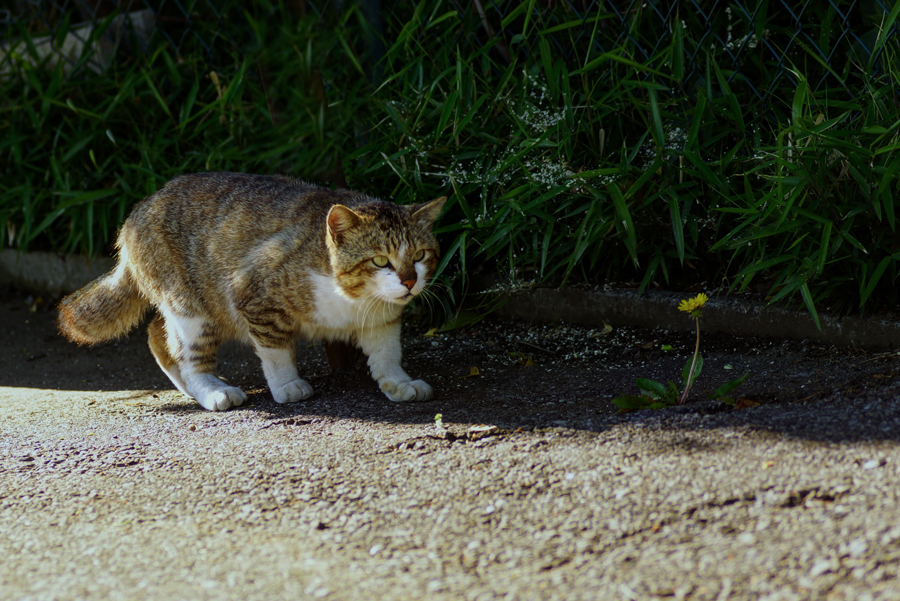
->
<box><xmin>57</xmin><ymin>261</ymin><xmax>148</xmax><ymax>345</ymax></box>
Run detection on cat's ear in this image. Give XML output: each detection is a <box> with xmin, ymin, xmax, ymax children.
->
<box><xmin>411</xmin><ymin>196</ymin><xmax>447</xmax><ymax>224</ymax></box>
<box><xmin>327</xmin><ymin>205</ymin><xmax>361</xmax><ymax>243</ymax></box>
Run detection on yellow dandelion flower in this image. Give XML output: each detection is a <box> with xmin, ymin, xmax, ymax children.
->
<box><xmin>678</xmin><ymin>293</ymin><xmax>708</xmax><ymax>314</ymax></box>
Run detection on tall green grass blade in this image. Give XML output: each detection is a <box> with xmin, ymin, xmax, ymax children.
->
<box><xmin>870</xmin><ymin>1</ymin><xmax>900</xmax><ymax>67</ymax></box>
<box><xmin>501</xmin><ymin>1</ymin><xmax>530</xmax><ymax>29</ymax></box>
<box><xmin>860</xmin><ymin>254</ymin><xmax>895</xmax><ymax>307</ymax></box>
<box><xmin>799</xmin><ymin>282</ymin><xmax>822</xmax><ymax>331</ymax></box>
<box><xmin>61</xmin><ymin>135</ymin><xmax>94</xmax><ymax>164</ymax></box>
<box><xmin>669</xmin><ymin>195</ymin><xmax>685</xmax><ymax>264</ymax></box>
<box><xmin>54</xmin><ymin>13</ymin><xmax>71</xmax><ymax>51</ymax></box>
<box><xmin>671</xmin><ymin>17</ymin><xmax>684</xmax><ymax>81</ymax></box>
<box><xmin>648</xmin><ymin>87</ymin><xmax>665</xmax><ymax>150</ymax></box>
<box><xmin>521</xmin><ymin>0</ymin><xmax>537</xmax><ymax>40</ymax></box>
<box><xmin>609</xmin><ymin>183</ymin><xmax>638</xmax><ymax>267</ymax></box>
<box><xmin>140</xmin><ymin>68</ymin><xmax>172</xmax><ymax>117</ymax></box>
<box><xmin>816</xmin><ymin>221</ymin><xmax>832</xmax><ymax>275</ymax></box>
<box><xmin>576</xmin><ymin>48</ymin><xmax>667</xmax><ymax>78</ymax></box>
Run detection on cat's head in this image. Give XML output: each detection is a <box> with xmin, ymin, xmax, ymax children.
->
<box><xmin>326</xmin><ymin>196</ymin><xmax>446</xmax><ymax>305</ymax></box>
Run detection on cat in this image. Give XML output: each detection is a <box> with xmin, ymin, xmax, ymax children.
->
<box><xmin>58</xmin><ymin>172</ymin><xmax>446</xmax><ymax>411</ymax></box>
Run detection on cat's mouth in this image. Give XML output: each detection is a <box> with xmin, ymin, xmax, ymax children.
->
<box><xmin>390</xmin><ymin>291</ymin><xmax>415</xmax><ymax>304</ymax></box>
<box><xmin>368</xmin><ymin>291</ymin><xmax>414</xmax><ymax>306</ymax></box>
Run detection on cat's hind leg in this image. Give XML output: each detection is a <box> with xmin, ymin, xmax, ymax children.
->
<box><xmin>153</xmin><ymin>308</ymin><xmax>246</xmax><ymax>411</ymax></box>
<box><xmin>147</xmin><ymin>313</ymin><xmax>189</xmax><ymax>396</ymax></box>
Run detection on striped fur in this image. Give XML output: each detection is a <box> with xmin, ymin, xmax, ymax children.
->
<box><xmin>58</xmin><ymin>173</ymin><xmax>445</xmax><ymax>411</ymax></box>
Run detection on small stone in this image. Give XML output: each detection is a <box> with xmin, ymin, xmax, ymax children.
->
<box><xmin>848</xmin><ymin>539</ymin><xmax>868</xmax><ymax>557</ymax></box>
<box><xmin>810</xmin><ymin>560</ymin><xmax>833</xmax><ymax>577</ymax></box>
<box><xmin>737</xmin><ymin>533</ymin><xmax>755</xmax><ymax>545</ymax></box>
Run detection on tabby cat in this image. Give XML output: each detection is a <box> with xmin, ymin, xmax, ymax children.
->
<box><xmin>58</xmin><ymin>173</ymin><xmax>446</xmax><ymax>411</ymax></box>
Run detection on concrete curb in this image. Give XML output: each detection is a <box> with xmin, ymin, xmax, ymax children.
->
<box><xmin>2</xmin><ymin>250</ymin><xmax>897</xmax><ymax>349</ymax></box>
<box><xmin>0</xmin><ymin>249</ymin><xmax>112</xmax><ymax>296</ymax></box>
<box><xmin>499</xmin><ymin>287</ymin><xmax>900</xmax><ymax>350</ymax></box>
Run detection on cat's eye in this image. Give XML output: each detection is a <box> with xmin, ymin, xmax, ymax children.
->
<box><xmin>413</xmin><ymin>249</ymin><xmax>426</xmax><ymax>262</ymax></box>
<box><xmin>372</xmin><ymin>255</ymin><xmax>389</xmax><ymax>268</ymax></box>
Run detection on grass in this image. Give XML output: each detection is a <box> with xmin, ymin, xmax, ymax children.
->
<box><xmin>0</xmin><ymin>2</ymin><xmax>363</xmax><ymax>256</ymax></box>
<box><xmin>1</xmin><ymin>0</ymin><xmax>899</xmax><ymax>322</ymax></box>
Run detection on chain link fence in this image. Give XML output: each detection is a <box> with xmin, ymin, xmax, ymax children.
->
<box><xmin>1</xmin><ymin>0</ymin><xmax>897</xmax><ymax>101</ymax></box>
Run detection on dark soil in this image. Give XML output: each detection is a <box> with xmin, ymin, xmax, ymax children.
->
<box><xmin>3</xmin><ymin>285</ymin><xmax>898</xmax><ymax>431</ymax></box>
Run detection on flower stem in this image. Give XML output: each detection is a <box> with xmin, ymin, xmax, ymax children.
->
<box><xmin>679</xmin><ymin>317</ymin><xmax>701</xmax><ymax>405</ymax></box>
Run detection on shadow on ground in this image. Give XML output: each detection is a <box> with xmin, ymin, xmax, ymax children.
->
<box><xmin>3</xmin><ymin>285</ymin><xmax>899</xmax><ymax>444</ymax></box>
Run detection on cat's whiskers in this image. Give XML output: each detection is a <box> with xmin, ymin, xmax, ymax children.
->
<box><xmin>420</xmin><ymin>286</ymin><xmax>438</xmax><ymax>310</ymax></box>
<box><xmin>355</xmin><ymin>295</ymin><xmax>379</xmax><ymax>331</ymax></box>
<box><xmin>422</xmin><ymin>283</ymin><xmax>447</xmax><ymax>300</ymax></box>
<box><xmin>356</xmin><ymin>294</ymin><xmax>396</xmax><ymax>338</ymax></box>
<box><xmin>416</xmin><ymin>287</ymin><xmax>441</xmax><ymax>318</ymax></box>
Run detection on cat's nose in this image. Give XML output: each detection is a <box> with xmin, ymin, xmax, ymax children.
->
<box><xmin>398</xmin><ymin>269</ymin><xmax>417</xmax><ymax>290</ymax></box>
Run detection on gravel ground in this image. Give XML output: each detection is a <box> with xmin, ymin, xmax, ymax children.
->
<box><xmin>2</xmin><ymin>287</ymin><xmax>900</xmax><ymax>600</ymax></box>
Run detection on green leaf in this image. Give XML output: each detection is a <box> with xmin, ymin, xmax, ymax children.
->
<box><xmin>609</xmin><ymin>183</ymin><xmax>638</xmax><ymax>267</ymax></box>
<box><xmin>635</xmin><ymin>378</ymin><xmax>669</xmax><ymax>400</ymax></box>
<box><xmin>670</xmin><ymin>17</ymin><xmax>684</xmax><ymax>80</ymax></box>
<box><xmin>576</xmin><ymin>48</ymin><xmax>668</xmax><ymax>78</ymax></box>
<box><xmin>61</xmin><ymin>135</ymin><xmax>94</xmax><ymax>164</ymax></box>
<box><xmin>870</xmin><ymin>0</ymin><xmax>900</xmax><ymax>66</ymax></box>
<box><xmin>140</xmin><ymin>69</ymin><xmax>172</xmax><ymax>117</ymax></box>
<box><xmin>54</xmin><ymin>13</ymin><xmax>72</xmax><ymax>51</ymax></box>
<box><xmin>521</xmin><ymin>0</ymin><xmax>537</xmax><ymax>39</ymax></box>
<box><xmin>648</xmin><ymin>88</ymin><xmax>665</xmax><ymax>150</ymax></box>
<box><xmin>669</xmin><ymin>195</ymin><xmax>685</xmax><ymax>264</ymax></box>
<box><xmin>28</xmin><ymin>189</ymin><xmax>118</xmax><ymax>242</ymax></box>
<box><xmin>711</xmin><ymin>371</ymin><xmax>750</xmax><ymax>399</ymax></box>
<box><xmin>799</xmin><ymin>282</ymin><xmax>822</xmax><ymax>331</ymax></box>
<box><xmin>860</xmin><ymin>255</ymin><xmax>896</xmax><ymax>308</ymax></box>
<box><xmin>681</xmin><ymin>353</ymin><xmax>703</xmax><ymax>388</ymax></box>
<box><xmin>611</xmin><ymin>395</ymin><xmax>654</xmax><ymax>410</ymax></box>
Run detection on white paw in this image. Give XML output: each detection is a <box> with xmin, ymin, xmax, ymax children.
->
<box><xmin>381</xmin><ymin>379</ymin><xmax>433</xmax><ymax>402</ymax></box>
<box><xmin>197</xmin><ymin>386</ymin><xmax>247</xmax><ymax>412</ymax></box>
<box><xmin>271</xmin><ymin>378</ymin><xmax>314</xmax><ymax>404</ymax></box>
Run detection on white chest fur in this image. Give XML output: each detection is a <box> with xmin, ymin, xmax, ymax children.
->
<box><xmin>305</xmin><ymin>272</ymin><xmax>402</xmax><ymax>338</ymax></box>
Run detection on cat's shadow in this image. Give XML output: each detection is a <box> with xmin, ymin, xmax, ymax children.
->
<box><xmin>20</xmin><ymin>305</ymin><xmax>900</xmax><ymax>445</ymax></box>
<box><xmin>148</xmin><ymin>340</ymin><xmax>900</xmax><ymax>446</ymax></box>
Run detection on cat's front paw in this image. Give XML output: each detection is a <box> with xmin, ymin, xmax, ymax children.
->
<box><xmin>198</xmin><ymin>386</ymin><xmax>247</xmax><ymax>412</ymax></box>
<box><xmin>381</xmin><ymin>379</ymin><xmax>433</xmax><ymax>402</ymax></box>
<box><xmin>271</xmin><ymin>378</ymin><xmax>314</xmax><ymax>404</ymax></box>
